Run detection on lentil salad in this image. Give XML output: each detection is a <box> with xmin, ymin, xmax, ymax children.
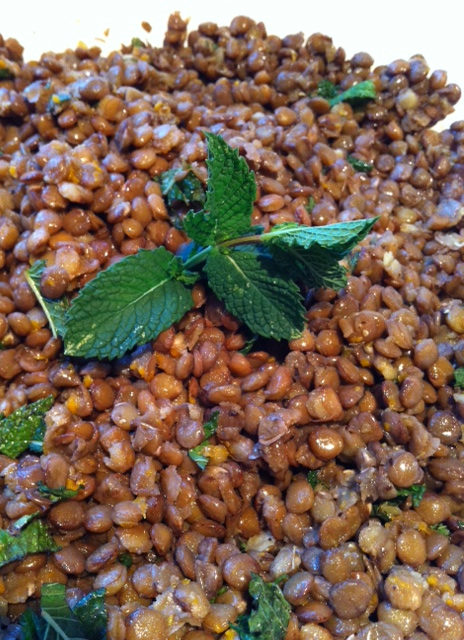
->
<box><xmin>0</xmin><ymin>12</ymin><xmax>464</xmax><ymax>639</ymax></box>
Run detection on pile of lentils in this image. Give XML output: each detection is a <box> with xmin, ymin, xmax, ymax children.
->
<box><xmin>1</xmin><ymin>12</ymin><xmax>464</xmax><ymax>640</ymax></box>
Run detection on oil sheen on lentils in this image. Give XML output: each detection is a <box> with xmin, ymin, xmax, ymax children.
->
<box><xmin>1</xmin><ymin>12</ymin><xmax>464</xmax><ymax>640</ymax></box>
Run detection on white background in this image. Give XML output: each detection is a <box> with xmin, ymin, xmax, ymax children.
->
<box><xmin>2</xmin><ymin>0</ymin><xmax>462</xmax><ymax>128</ymax></box>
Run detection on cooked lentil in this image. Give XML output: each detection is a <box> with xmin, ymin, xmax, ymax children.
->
<box><xmin>1</xmin><ymin>12</ymin><xmax>464</xmax><ymax>639</ymax></box>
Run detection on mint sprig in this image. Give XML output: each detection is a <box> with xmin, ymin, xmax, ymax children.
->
<box><xmin>54</xmin><ymin>134</ymin><xmax>376</xmax><ymax>361</ymax></box>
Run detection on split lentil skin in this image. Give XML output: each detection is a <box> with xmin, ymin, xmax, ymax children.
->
<box><xmin>1</xmin><ymin>13</ymin><xmax>464</xmax><ymax>640</ymax></box>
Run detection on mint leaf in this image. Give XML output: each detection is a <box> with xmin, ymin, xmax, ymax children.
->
<box><xmin>317</xmin><ymin>79</ymin><xmax>338</xmax><ymax>100</ymax></box>
<box><xmin>203</xmin><ymin>411</ymin><xmax>220</xmax><ymax>439</ymax></box>
<box><xmin>39</xmin><ymin>583</ymin><xmax>106</xmax><ymax>640</ymax></box>
<box><xmin>429</xmin><ymin>523</ymin><xmax>451</xmax><ymax>536</ymax></box>
<box><xmin>159</xmin><ymin>168</ymin><xmax>205</xmax><ymax>209</ymax></box>
<box><xmin>37</xmin><ymin>482</ymin><xmax>82</xmax><ymax>503</ymax></box>
<box><xmin>183</xmin><ymin>133</ymin><xmax>256</xmax><ymax>245</ymax></box>
<box><xmin>396</xmin><ymin>484</ymin><xmax>426</xmax><ymax>508</ymax></box>
<box><xmin>73</xmin><ymin>589</ymin><xmax>107</xmax><ymax>640</ymax></box>
<box><xmin>117</xmin><ymin>552</ymin><xmax>133</xmax><ymax>568</ymax></box>
<box><xmin>189</xmin><ymin>411</ymin><xmax>219</xmax><ymax>470</ymax></box>
<box><xmin>26</xmin><ymin>260</ymin><xmax>70</xmax><ymax>338</ymax></box>
<box><xmin>232</xmin><ymin>573</ymin><xmax>291</xmax><ymax>640</ymax></box>
<box><xmin>205</xmin><ymin>247</ymin><xmax>305</xmax><ymax>341</ymax></box>
<box><xmin>0</xmin><ymin>67</ymin><xmax>15</xmax><ymax>80</ymax></box>
<box><xmin>347</xmin><ymin>155</ymin><xmax>374</xmax><ymax>174</ymax></box>
<box><xmin>131</xmin><ymin>37</ymin><xmax>145</xmax><ymax>48</ymax></box>
<box><xmin>0</xmin><ymin>520</ymin><xmax>59</xmax><ymax>568</ymax></box>
<box><xmin>20</xmin><ymin>609</ymin><xmax>47</xmax><ymax>640</ymax></box>
<box><xmin>329</xmin><ymin>80</ymin><xmax>377</xmax><ymax>107</ymax></box>
<box><xmin>454</xmin><ymin>367</ymin><xmax>464</xmax><ymax>387</ymax></box>
<box><xmin>271</xmin><ymin>244</ymin><xmax>349</xmax><ymax>291</ymax></box>
<box><xmin>64</xmin><ymin>248</ymin><xmax>194</xmax><ymax>360</ymax></box>
<box><xmin>0</xmin><ymin>396</ymin><xmax>54</xmax><ymax>459</ymax></box>
<box><xmin>307</xmin><ymin>470</ymin><xmax>320</xmax><ymax>489</ymax></box>
<box><xmin>263</xmin><ymin>218</ymin><xmax>377</xmax><ymax>260</ymax></box>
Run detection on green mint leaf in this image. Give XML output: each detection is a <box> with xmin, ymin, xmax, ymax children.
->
<box><xmin>203</xmin><ymin>411</ymin><xmax>220</xmax><ymax>439</ymax></box>
<box><xmin>347</xmin><ymin>155</ymin><xmax>374</xmax><ymax>173</ymax></box>
<box><xmin>0</xmin><ymin>67</ymin><xmax>15</xmax><ymax>80</ymax></box>
<box><xmin>305</xmin><ymin>196</ymin><xmax>315</xmax><ymax>213</ymax></box>
<box><xmin>26</xmin><ymin>260</ymin><xmax>70</xmax><ymax>339</ymax></box>
<box><xmin>188</xmin><ymin>448</ymin><xmax>209</xmax><ymax>470</ymax></box>
<box><xmin>0</xmin><ymin>396</ymin><xmax>54</xmax><ymax>459</ymax></box>
<box><xmin>159</xmin><ymin>168</ymin><xmax>205</xmax><ymax>209</ymax></box>
<box><xmin>429</xmin><ymin>523</ymin><xmax>451</xmax><ymax>536</ymax></box>
<box><xmin>271</xmin><ymin>244</ymin><xmax>349</xmax><ymax>291</ymax></box>
<box><xmin>232</xmin><ymin>573</ymin><xmax>291</xmax><ymax>640</ymax></box>
<box><xmin>317</xmin><ymin>79</ymin><xmax>338</xmax><ymax>100</ymax></box>
<box><xmin>183</xmin><ymin>133</ymin><xmax>256</xmax><ymax>245</ymax></box>
<box><xmin>370</xmin><ymin>501</ymin><xmax>402</xmax><ymax>523</ymax></box>
<box><xmin>64</xmin><ymin>248</ymin><xmax>194</xmax><ymax>360</ymax></box>
<box><xmin>205</xmin><ymin>247</ymin><xmax>305</xmax><ymax>341</ymax></box>
<box><xmin>307</xmin><ymin>470</ymin><xmax>320</xmax><ymax>489</ymax></box>
<box><xmin>12</xmin><ymin>513</ymin><xmax>40</xmax><ymax>532</ymax></box>
<box><xmin>19</xmin><ymin>518</ymin><xmax>60</xmax><ymax>555</ymax></box>
<box><xmin>240</xmin><ymin>334</ymin><xmax>259</xmax><ymax>355</ymax></box>
<box><xmin>454</xmin><ymin>367</ymin><xmax>464</xmax><ymax>387</ymax></box>
<box><xmin>329</xmin><ymin>80</ymin><xmax>377</xmax><ymax>107</ymax></box>
<box><xmin>396</xmin><ymin>484</ymin><xmax>426</xmax><ymax>508</ymax></box>
<box><xmin>20</xmin><ymin>609</ymin><xmax>47</xmax><ymax>640</ymax></box>
<box><xmin>189</xmin><ymin>411</ymin><xmax>219</xmax><ymax>469</ymax></box>
<box><xmin>72</xmin><ymin>589</ymin><xmax>107</xmax><ymax>640</ymax></box>
<box><xmin>131</xmin><ymin>37</ymin><xmax>145</xmax><ymax>48</ymax></box>
<box><xmin>37</xmin><ymin>482</ymin><xmax>82</xmax><ymax>503</ymax></box>
<box><xmin>39</xmin><ymin>583</ymin><xmax>106</xmax><ymax>640</ymax></box>
<box><xmin>117</xmin><ymin>553</ymin><xmax>133</xmax><ymax>568</ymax></box>
<box><xmin>0</xmin><ymin>520</ymin><xmax>60</xmax><ymax>569</ymax></box>
<box><xmin>263</xmin><ymin>218</ymin><xmax>377</xmax><ymax>260</ymax></box>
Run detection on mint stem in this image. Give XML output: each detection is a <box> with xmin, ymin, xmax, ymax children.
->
<box><xmin>183</xmin><ymin>245</ymin><xmax>212</xmax><ymax>269</ymax></box>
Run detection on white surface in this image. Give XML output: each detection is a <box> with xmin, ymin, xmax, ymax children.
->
<box><xmin>2</xmin><ymin>0</ymin><xmax>463</xmax><ymax>128</ymax></box>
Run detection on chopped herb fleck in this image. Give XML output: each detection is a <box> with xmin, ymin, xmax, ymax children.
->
<box><xmin>189</xmin><ymin>411</ymin><xmax>220</xmax><ymax>469</ymax></box>
<box><xmin>0</xmin><ymin>396</ymin><xmax>54</xmax><ymax>459</ymax></box>
<box><xmin>347</xmin><ymin>155</ymin><xmax>374</xmax><ymax>173</ymax></box>
<box><xmin>232</xmin><ymin>573</ymin><xmax>291</xmax><ymax>640</ymax></box>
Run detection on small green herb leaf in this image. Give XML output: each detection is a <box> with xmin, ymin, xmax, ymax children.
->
<box><xmin>189</xmin><ymin>411</ymin><xmax>219</xmax><ymax>470</ymax></box>
<box><xmin>37</xmin><ymin>482</ymin><xmax>82</xmax><ymax>503</ymax></box>
<box><xmin>0</xmin><ymin>396</ymin><xmax>54</xmax><ymax>459</ymax></box>
<box><xmin>347</xmin><ymin>155</ymin><xmax>374</xmax><ymax>173</ymax></box>
<box><xmin>232</xmin><ymin>573</ymin><xmax>291</xmax><ymax>640</ymax></box>
<box><xmin>429</xmin><ymin>523</ymin><xmax>451</xmax><ymax>536</ymax></box>
<box><xmin>38</xmin><ymin>583</ymin><xmax>107</xmax><ymax>640</ymax></box>
<box><xmin>317</xmin><ymin>79</ymin><xmax>338</xmax><ymax>100</ymax></box>
<box><xmin>26</xmin><ymin>260</ymin><xmax>70</xmax><ymax>338</ymax></box>
<box><xmin>263</xmin><ymin>218</ymin><xmax>377</xmax><ymax>260</ymax></box>
<box><xmin>307</xmin><ymin>470</ymin><xmax>320</xmax><ymax>489</ymax></box>
<box><xmin>329</xmin><ymin>80</ymin><xmax>377</xmax><ymax>107</ymax></box>
<box><xmin>396</xmin><ymin>484</ymin><xmax>426</xmax><ymax>508</ymax></box>
<box><xmin>131</xmin><ymin>37</ymin><xmax>145</xmax><ymax>48</ymax></box>
<box><xmin>64</xmin><ymin>248</ymin><xmax>194</xmax><ymax>360</ymax></box>
<box><xmin>454</xmin><ymin>367</ymin><xmax>464</xmax><ymax>387</ymax></box>
<box><xmin>205</xmin><ymin>247</ymin><xmax>305</xmax><ymax>341</ymax></box>
<box><xmin>0</xmin><ymin>67</ymin><xmax>14</xmax><ymax>80</ymax></box>
<box><xmin>183</xmin><ymin>132</ymin><xmax>256</xmax><ymax>245</ymax></box>
<box><xmin>117</xmin><ymin>553</ymin><xmax>133</xmax><ymax>568</ymax></box>
<box><xmin>0</xmin><ymin>519</ymin><xmax>60</xmax><ymax>568</ymax></box>
<box><xmin>159</xmin><ymin>168</ymin><xmax>205</xmax><ymax>209</ymax></box>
